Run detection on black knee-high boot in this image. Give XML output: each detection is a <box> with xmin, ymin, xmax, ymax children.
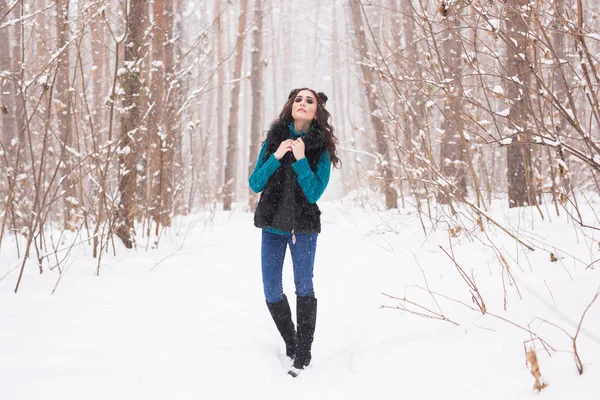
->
<box><xmin>293</xmin><ymin>296</ymin><xmax>317</xmax><ymax>370</ymax></box>
<box><xmin>266</xmin><ymin>295</ymin><xmax>297</xmax><ymax>359</ymax></box>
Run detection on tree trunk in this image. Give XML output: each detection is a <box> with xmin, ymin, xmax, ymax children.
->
<box><xmin>505</xmin><ymin>0</ymin><xmax>538</xmax><ymax>208</ymax></box>
<box><xmin>90</xmin><ymin>0</ymin><xmax>107</xmax><ymax>145</ymax></box>
<box><xmin>0</xmin><ymin>0</ymin><xmax>11</xmax><ymax>147</ymax></box>
<box><xmin>150</xmin><ymin>0</ymin><xmax>165</xmax><ymax>228</ymax></box>
<box><xmin>10</xmin><ymin>2</ymin><xmax>24</xmax><ymax>161</ymax></box>
<box><xmin>438</xmin><ymin>5</ymin><xmax>467</xmax><ymax>203</ymax></box>
<box><xmin>116</xmin><ymin>0</ymin><xmax>148</xmax><ymax>248</ymax></box>
<box><xmin>55</xmin><ymin>0</ymin><xmax>78</xmax><ymax>229</ymax></box>
<box><xmin>215</xmin><ymin>0</ymin><xmax>225</xmax><ymax>192</ymax></box>
<box><xmin>348</xmin><ymin>0</ymin><xmax>397</xmax><ymax>209</ymax></box>
<box><xmin>248</xmin><ymin>0</ymin><xmax>263</xmax><ymax>210</ymax></box>
<box><xmin>281</xmin><ymin>0</ymin><xmax>291</xmax><ymax>91</ymax></box>
<box><xmin>174</xmin><ymin>0</ymin><xmax>185</xmax><ymax>215</ymax></box>
<box><xmin>551</xmin><ymin>0</ymin><xmax>572</xmax><ymax>196</ymax></box>
<box><xmin>222</xmin><ymin>0</ymin><xmax>248</xmax><ymax>211</ymax></box>
<box><xmin>389</xmin><ymin>0</ymin><xmax>400</xmax><ymax>142</ymax></box>
<box><xmin>160</xmin><ymin>0</ymin><xmax>176</xmax><ymax>227</ymax></box>
<box><xmin>270</xmin><ymin>1</ymin><xmax>278</xmax><ymax>112</ymax></box>
<box><xmin>133</xmin><ymin>0</ymin><xmax>150</xmax><ymax>218</ymax></box>
<box><xmin>401</xmin><ymin>0</ymin><xmax>425</xmax><ymax>167</ymax></box>
<box><xmin>331</xmin><ymin>0</ymin><xmax>350</xmax><ymax>196</ymax></box>
<box><xmin>3</xmin><ymin>1</ymin><xmax>25</xmax><ymax>246</ymax></box>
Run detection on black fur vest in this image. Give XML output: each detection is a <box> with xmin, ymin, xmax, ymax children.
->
<box><xmin>254</xmin><ymin>120</ymin><xmax>327</xmax><ymax>234</ymax></box>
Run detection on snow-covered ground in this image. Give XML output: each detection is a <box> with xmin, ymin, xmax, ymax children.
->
<box><xmin>1</xmin><ymin>196</ymin><xmax>599</xmax><ymax>399</ymax></box>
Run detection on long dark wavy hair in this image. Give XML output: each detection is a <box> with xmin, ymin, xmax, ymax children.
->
<box><xmin>273</xmin><ymin>87</ymin><xmax>341</xmax><ymax>168</ymax></box>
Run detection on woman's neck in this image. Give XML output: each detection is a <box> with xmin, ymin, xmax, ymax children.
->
<box><xmin>293</xmin><ymin>120</ymin><xmax>310</xmax><ymax>133</ymax></box>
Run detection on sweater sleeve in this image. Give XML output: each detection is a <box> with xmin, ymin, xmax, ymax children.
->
<box><xmin>249</xmin><ymin>141</ymin><xmax>281</xmax><ymax>193</ymax></box>
<box><xmin>291</xmin><ymin>150</ymin><xmax>331</xmax><ymax>204</ymax></box>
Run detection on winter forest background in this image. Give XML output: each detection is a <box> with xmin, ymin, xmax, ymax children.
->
<box><xmin>1</xmin><ymin>0</ymin><xmax>600</xmax><ymax>397</ymax></box>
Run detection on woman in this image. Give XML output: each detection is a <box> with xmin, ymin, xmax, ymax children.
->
<box><xmin>249</xmin><ymin>88</ymin><xmax>340</xmax><ymax>377</ymax></box>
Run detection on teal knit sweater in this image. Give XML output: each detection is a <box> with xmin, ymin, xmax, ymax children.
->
<box><xmin>249</xmin><ymin>122</ymin><xmax>331</xmax><ymax>234</ymax></box>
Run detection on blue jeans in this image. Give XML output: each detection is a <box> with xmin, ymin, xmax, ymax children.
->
<box><xmin>261</xmin><ymin>230</ymin><xmax>318</xmax><ymax>303</ymax></box>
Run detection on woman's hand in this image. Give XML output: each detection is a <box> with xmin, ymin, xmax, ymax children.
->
<box><xmin>274</xmin><ymin>139</ymin><xmax>293</xmax><ymax>160</ymax></box>
<box><xmin>291</xmin><ymin>138</ymin><xmax>305</xmax><ymax>160</ymax></box>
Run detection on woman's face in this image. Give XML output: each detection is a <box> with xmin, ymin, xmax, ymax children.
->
<box><xmin>291</xmin><ymin>90</ymin><xmax>317</xmax><ymax>123</ymax></box>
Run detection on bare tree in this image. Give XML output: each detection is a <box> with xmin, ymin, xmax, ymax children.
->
<box><xmin>248</xmin><ymin>0</ymin><xmax>263</xmax><ymax>210</ymax></box>
<box><xmin>401</xmin><ymin>0</ymin><xmax>425</xmax><ymax>168</ymax></box>
<box><xmin>149</xmin><ymin>0</ymin><xmax>166</xmax><ymax>229</ymax></box>
<box><xmin>0</xmin><ymin>1</ymin><xmax>11</xmax><ymax>249</ymax></box>
<box><xmin>146</xmin><ymin>0</ymin><xmax>177</xmax><ymax>229</ymax></box>
<box><xmin>269</xmin><ymin>0</ymin><xmax>278</xmax><ymax>112</ymax></box>
<box><xmin>3</xmin><ymin>0</ymin><xmax>25</xmax><ymax>245</ymax></box>
<box><xmin>349</xmin><ymin>0</ymin><xmax>397</xmax><ymax>209</ymax></box>
<box><xmin>0</xmin><ymin>0</ymin><xmax>11</xmax><ymax>147</ymax></box>
<box><xmin>173</xmin><ymin>0</ymin><xmax>186</xmax><ymax>216</ymax></box>
<box><xmin>135</xmin><ymin>0</ymin><xmax>151</xmax><ymax>217</ymax></box>
<box><xmin>89</xmin><ymin>0</ymin><xmax>108</xmax><ymax>144</ymax></box>
<box><xmin>55</xmin><ymin>0</ymin><xmax>78</xmax><ymax>229</ymax></box>
<box><xmin>10</xmin><ymin>0</ymin><xmax>24</xmax><ymax>159</ymax></box>
<box><xmin>215</xmin><ymin>0</ymin><xmax>225</xmax><ymax>193</ymax></box>
<box><xmin>223</xmin><ymin>0</ymin><xmax>248</xmax><ymax>211</ymax></box>
<box><xmin>505</xmin><ymin>0</ymin><xmax>538</xmax><ymax>208</ymax></box>
<box><xmin>280</xmin><ymin>0</ymin><xmax>292</xmax><ymax>91</ymax></box>
<box><xmin>116</xmin><ymin>0</ymin><xmax>149</xmax><ymax>248</ymax></box>
<box><xmin>160</xmin><ymin>0</ymin><xmax>177</xmax><ymax>227</ymax></box>
<box><xmin>550</xmin><ymin>0</ymin><xmax>572</xmax><ymax>196</ymax></box>
<box><xmin>437</xmin><ymin>2</ymin><xmax>467</xmax><ymax>203</ymax></box>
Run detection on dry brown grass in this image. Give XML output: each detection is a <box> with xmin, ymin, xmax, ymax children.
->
<box><xmin>526</xmin><ymin>350</ymin><xmax>548</xmax><ymax>392</ymax></box>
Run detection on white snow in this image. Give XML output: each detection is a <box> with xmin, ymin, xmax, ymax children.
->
<box><xmin>371</xmin><ymin>109</ymin><xmax>383</xmax><ymax>118</ymax></box>
<box><xmin>498</xmin><ymin>108</ymin><xmax>510</xmax><ymax>117</ymax></box>
<box><xmin>509</xmin><ymin>75</ymin><xmax>523</xmax><ymax>85</ymax></box>
<box><xmin>492</xmin><ymin>85</ymin><xmax>504</xmax><ymax>96</ymax></box>
<box><xmin>487</xmin><ymin>19</ymin><xmax>500</xmax><ymax>32</ymax></box>
<box><xmin>65</xmin><ymin>196</ymin><xmax>80</xmax><ymax>206</ymax></box>
<box><xmin>38</xmin><ymin>75</ymin><xmax>48</xmax><ymax>86</ymax></box>
<box><xmin>565</xmin><ymin>108</ymin><xmax>575</xmax><ymax>120</ymax></box>
<box><xmin>116</xmin><ymin>145</ymin><xmax>131</xmax><ymax>155</ymax></box>
<box><xmin>557</xmin><ymin>159</ymin><xmax>569</xmax><ymax>173</ymax></box>
<box><xmin>586</xmin><ymin>33</ymin><xmax>600</xmax><ymax>41</ymax></box>
<box><xmin>0</xmin><ymin>199</ymin><xmax>599</xmax><ymax>400</ymax></box>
